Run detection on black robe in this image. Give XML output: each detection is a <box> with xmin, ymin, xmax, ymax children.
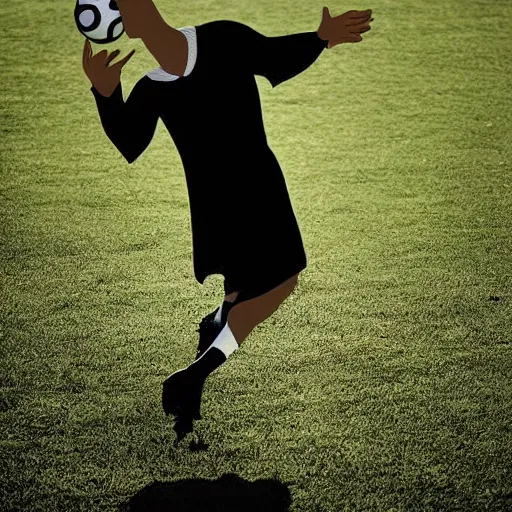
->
<box><xmin>90</xmin><ymin>20</ymin><xmax>327</xmax><ymax>291</ymax></box>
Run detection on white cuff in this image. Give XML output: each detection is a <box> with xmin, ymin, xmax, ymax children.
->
<box><xmin>145</xmin><ymin>26</ymin><xmax>197</xmax><ymax>82</ymax></box>
<box><xmin>181</xmin><ymin>26</ymin><xmax>197</xmax><ymax>77</ymax></box>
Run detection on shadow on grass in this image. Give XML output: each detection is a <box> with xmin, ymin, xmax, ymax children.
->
<box><xmin>120</xmin><ymin>473</ymin><xmax>292</xmax><ymax>511</ymax></box>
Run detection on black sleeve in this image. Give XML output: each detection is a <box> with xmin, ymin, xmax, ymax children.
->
<box><xmin>224</xmin><ymin>21</ymin><xmax>328</xmax><ymax>88</ymax></box>
<box><xmin>90</xmin><ymin>78</ymin><xmax>159</xmax><ymax>164</ymax></box>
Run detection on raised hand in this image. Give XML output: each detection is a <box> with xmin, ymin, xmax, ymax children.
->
<box><xmin>317</xmin><ymin>7</ymin><xmax>373</xmax><ymax>49</ymax></box>
<box><xmin>82</xmin><ymin>39</ymin><xmax>136</xmax><ymax>97</ymax></box>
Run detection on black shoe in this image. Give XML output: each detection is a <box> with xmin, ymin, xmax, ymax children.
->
<box><xmin>162</xmin><ymin>368</ymin><xmax>204</xmax><ymax>420</ymax></box>
<box><xmin>195</xmin><ymin>315</ymin><xmax>223</xmax><ymax>361</ymax></box>
<box><xmin>172</xmin><ymin>415</ymin><xmax>194</xmax><ymax>446</ymax></box>
<box><xmin>195</xmin><ymin>302</ymin><xmax>236</xmax><ymax>360</ymax></box>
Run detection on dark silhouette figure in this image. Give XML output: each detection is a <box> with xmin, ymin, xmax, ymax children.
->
<box><xmin>82</xmin><ymin>2</ymin><xmax>373</xmax><ymax>440</ymax></box>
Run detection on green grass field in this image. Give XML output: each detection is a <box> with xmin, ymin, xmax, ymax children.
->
<box><xmin>1</xmin><ymin>0</ymin><xmax>512</xmax><ymax>510</ymax></box>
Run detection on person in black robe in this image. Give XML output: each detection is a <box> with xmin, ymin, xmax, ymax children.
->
<box><xmin>89</xmin><ymin>20</ymin><xmax>328</xmax><ymax>296</ymax></box>
<box><xmin>84</xmin><ymin>3</ymin><xmax>373</xmax><ymax>437</ymax></box>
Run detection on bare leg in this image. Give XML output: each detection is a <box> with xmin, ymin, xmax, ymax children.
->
<box><xmin>227</xmin><ymin>273</ymin><xmax>299</xmax><ymax>345</ymax></box>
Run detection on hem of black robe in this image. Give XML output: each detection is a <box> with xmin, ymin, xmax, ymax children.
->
<box><xmin>196</xmin><ymin>256</ymin><xmax>307</xmax><ymax>303</ymax></box>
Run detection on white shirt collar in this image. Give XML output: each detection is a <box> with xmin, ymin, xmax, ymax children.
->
<box><xmin>146</xmin><ymin>26</ymin><xmax>197</xmax><ymax>82</ymax></box>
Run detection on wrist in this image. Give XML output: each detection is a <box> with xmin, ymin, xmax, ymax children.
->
<box><xmin>316</xmin><ymin>30</ymin><xmax>329</xmax><ymax>48</ymax></box>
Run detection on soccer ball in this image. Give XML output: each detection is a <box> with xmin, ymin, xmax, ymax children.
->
<box><xmin>74</xmin><ymin>0</ymin><xmax>125</xmax><ymax>45</ymax></box>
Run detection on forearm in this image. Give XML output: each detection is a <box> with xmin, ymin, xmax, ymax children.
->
<box><xmin>90</xmin><ymin>82</ymin><xmax>145</xmax><ymax>164</ymax></box>
<box><xmin>275</xmin><ymin>30</ymin><xmax>329</xmax><ymax>61</ymax></box>
<box><xmin>232</xmin><ymin>21</ymin><xmax>328</xmax><ymax>88</ymax></box>
<box><xmin>266</xmin><ymin>30</ymin><xmax>327</xmax><ymax>86</ymax></box>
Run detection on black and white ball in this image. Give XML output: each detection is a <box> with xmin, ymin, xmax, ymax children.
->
<box><xmin>74</xmin><ymin>0</ymin><xmax>125</xmax><ymax>44</ymax></box>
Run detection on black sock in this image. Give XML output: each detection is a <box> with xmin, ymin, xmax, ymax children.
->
<box><xmin>188</xmin><ymin>347</ymin><xmax>227</xmax><ymax>381</ymax></box>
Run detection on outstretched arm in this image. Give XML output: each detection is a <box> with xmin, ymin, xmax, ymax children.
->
<box><xmin>225</xmin><ymin>7</ymin><xmax>373</xmax><ymax>88</ymax></box>
<box><xmin>224</xmin><ymin>21</ymin><xmax>328</xmax><ymax>89</ymax></box>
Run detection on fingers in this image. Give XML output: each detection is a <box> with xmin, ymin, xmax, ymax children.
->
<box><xmin>105</xmin><ymin>49</ymin><xmax>121</xmax><ymax>66</ymax></box>
<box><xmin>351</xmin><ymin>22</ymin><xmax>372</xmax><ymax>34</ymax></box>
<box><xmin>347</xmin><ymin>15</ymin><xmax>373</xmax><ymax>33</ymax></box>
<box><xmin>82</xmin><ymin>39</ymin><xmax>88</xmax><ymax>69</ymax></box>
<box><xmin>82</xmin><ymin>39</ymin><xmax>91</xmax><ymax>70</ymax></box>
<box><xmin>347</xmin><ymin>17</ymin><xmax>372</xmax><ymax>26</ymax></box>
<box><xmin>343</xmin><ymin>9</ymin><xmax>372</xmax><ymax>26</ymax></box>
<box><xmin>343</xmin><ymin>35</ymin><xmax>363</xmax><ymax>45</ymax></box>
<box><xmin>349</xmin><ymin>9</ymin><xmax>372</xmax><ymax>18</ymax></box>
<box><xmin>346</xmin><ymin>12</ymin><xmax>372</xmax><ymax>23</ymax></box>
<box><xmin>114</xmin><ymin>49</ymin><xmax>136</xmax><ymax>70</ymax></box>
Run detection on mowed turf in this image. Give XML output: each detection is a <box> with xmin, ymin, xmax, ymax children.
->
<box><xmin>1</xmin><ymin>0</ymin><xmax>511</xmax><ymax>510</ymax></box>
